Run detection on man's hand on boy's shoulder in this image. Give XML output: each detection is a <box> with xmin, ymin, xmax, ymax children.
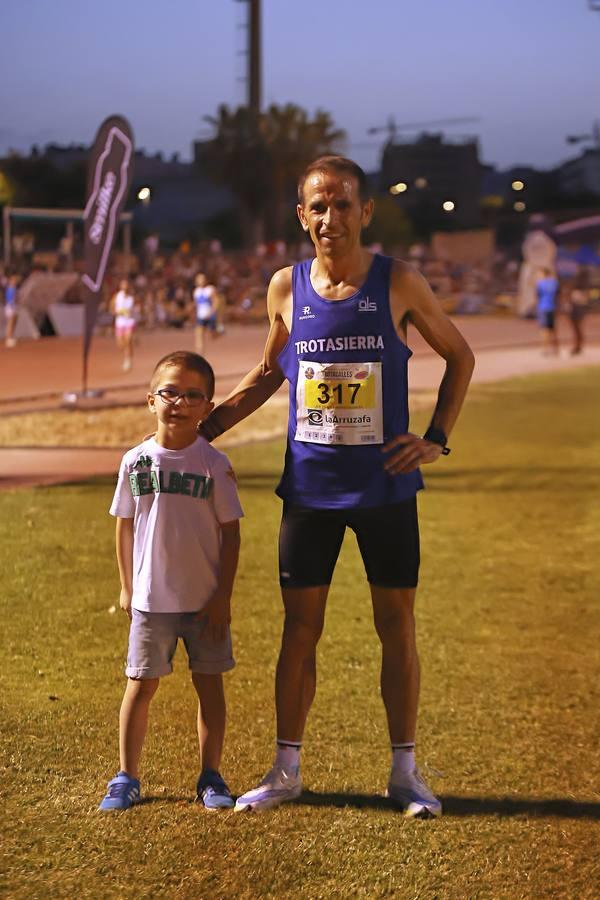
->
<box><xmin>120</xmin><ymin>587</ymin><xmax>133</xmax><ymax>620</ymax></box>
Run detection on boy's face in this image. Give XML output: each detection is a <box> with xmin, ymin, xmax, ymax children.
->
<box><xmin>147</xmin><ymin>365</ymin><xmax>213</xmax><ymax>444</ymax></box>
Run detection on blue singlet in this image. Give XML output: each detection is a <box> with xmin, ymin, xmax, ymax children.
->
<box><xmin>276</xmin><ymin>254</ymin><xmax>423</xmax><ymax>509</ymax></box>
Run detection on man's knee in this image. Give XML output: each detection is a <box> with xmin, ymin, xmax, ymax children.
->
<box><xmin>372</xmin><ymin>590</ymin><xmax>416</xmax><ymax>642</ymax></box>
<box><xmin>282</xmin><ymin>613</ymin><xmax>323</xmax><ymax>653</ymax></box>
<box><xmin>280</xmin><ymin>587</ymin><xmax>327</xmax><ymax>653</ymax></box>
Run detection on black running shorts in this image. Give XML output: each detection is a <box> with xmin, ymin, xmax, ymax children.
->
<box><xmin>540</xmin><ymin>310</ymin><xmax>555</xmax><ymax>330</ymax></box>
<box><xmin>279</xmin><ymin>497</ymin><xmax>420</xmax><ymax>589</ymax></box>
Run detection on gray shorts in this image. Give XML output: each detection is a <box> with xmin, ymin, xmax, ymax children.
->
<box><xmin>126</xmin><ymin>608</ymin><xmax>235</xmax><ymax>679</ymax></box>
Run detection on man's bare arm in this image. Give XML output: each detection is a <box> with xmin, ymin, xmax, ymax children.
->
<box><xmin>199</xmin><ymin>268</ymin><xmax>292</xmax><ymax>441</ymax></box>
<box><xmin>384</xmin><ymin>263</ymin><xmax>475</xmax><ymax>474</ymax></box>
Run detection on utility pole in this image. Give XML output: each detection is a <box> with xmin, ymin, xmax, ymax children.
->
<box><xmin>236</xmin><ymin>0</ymin><xmax>261</xmax><ymax>117</ymax></box>
<box><xmin>233</xmin><ymin>0</ymin><xmax>264</xmax><ymax>246</ymax></box>
<box><xmin>248</xmin><ymin>0</ymin><xmax>261</xmax><ymax>118</ymax></box>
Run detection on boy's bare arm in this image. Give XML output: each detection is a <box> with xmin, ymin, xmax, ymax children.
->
<box><xmin>116</xmin><ymin>517</ymin><xmax>134</xmax><ymax>619</ymax></box>
<box><xmin>201</xmin><ymin>520</ymin><xmax>241</xmax><ymax>642</ymax></box>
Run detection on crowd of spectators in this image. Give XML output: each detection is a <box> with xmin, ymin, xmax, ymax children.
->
<box><xmin>96</xmin><ymin>238</ymin><xmax>310</xmax><ymax>331</ymax></box>
<box><xmin>2</xmin><ymin>233</ymin><xmax>600</xmax><ymax>342</ymax></box>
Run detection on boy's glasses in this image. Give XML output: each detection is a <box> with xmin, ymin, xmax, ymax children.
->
<box><xmin>154</xmin><ymin>388</ymin><xmax>208</xmax><ymax>407</ymax></box>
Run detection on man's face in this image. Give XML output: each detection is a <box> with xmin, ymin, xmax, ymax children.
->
<box><xmin>297</xmin><ymin>170</ymin><xmax>373</xmax><ymax>257</ymax></box>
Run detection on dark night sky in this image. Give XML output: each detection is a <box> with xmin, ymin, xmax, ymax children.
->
<box><xmin>1</xmin><ymin>0</ymin><xmax>598</xmax><ymax>172</ymax></box>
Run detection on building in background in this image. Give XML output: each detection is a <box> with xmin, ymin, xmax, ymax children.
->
<box><xmin>555</xmin><ymin>147</ymin><xmax>600</xmax><ymax>199</ymax></box>
<box><xmin>1</xmin><ymin>143</ymin><xmax>234</xmax><ymax>247</ymax></box>
<box><xmin>379</xmin><ymin>132</ymin><xmax>486</xmax><ymax>232</ymax></box>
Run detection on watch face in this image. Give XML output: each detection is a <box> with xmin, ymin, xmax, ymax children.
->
<box><xmin>424</xmin><ymin>427</ymin><xmax>447</xmax><ymax>447</ymax></box>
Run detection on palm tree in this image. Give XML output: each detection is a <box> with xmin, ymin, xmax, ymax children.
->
<box><xmin>202</xmin><ymin>104</ymin><xmax>272</xmax><ymax>246</ymax></box>
<box><xmin>263</xmin><ymin>104</ymin><xmax>345</xmax><ymax>238</ymax></box>
<box><xmin>202</xmin><ymin>103</ymin><xmax>345</xmax><ymax>246</ymax></box>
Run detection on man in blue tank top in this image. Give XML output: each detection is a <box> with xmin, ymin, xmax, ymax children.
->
<box><xmin>200</xmin><ymin>156</ymin><xmax>474</xmax><ymax>817</ymax></box>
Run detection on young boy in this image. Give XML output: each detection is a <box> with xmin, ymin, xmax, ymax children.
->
<box><xmin>100</xmin><ymin>351</ymin><xmax>243</xmax><ymax>811</ymax></box>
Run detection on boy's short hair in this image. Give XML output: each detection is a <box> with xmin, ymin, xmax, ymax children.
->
<box><xmin>297</xmin><ymin>156</ymin><xmax>370</xmax><ymax>204</ymax></box>
<box><xmin>150</xmin><ymin>351</ymin><xmax>215</xmax><ymax>399</ymax></box>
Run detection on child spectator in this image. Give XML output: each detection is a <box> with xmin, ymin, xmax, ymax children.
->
<box><xmin>100</xmin><ymin>351</ymin><xmax>243</xmax><ymax>811</ymax></box>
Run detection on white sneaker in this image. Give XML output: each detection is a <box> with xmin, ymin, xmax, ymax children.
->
<box><xmin>386</xmin><ymin>767</ymin><xmax>442</xmax><ymax>818</ymax></box>
<box><xmin>234</xmin><ymin>764</ymin><xmax>302</xmax><ymax>812</ymax></box>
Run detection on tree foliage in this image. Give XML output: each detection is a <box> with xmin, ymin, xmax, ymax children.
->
<box><xmin>0</xmin><ymin>155</ymin><xmax>86</xmax><ymax>209</ymax></box>
<box><xmin>364</xmin><ymin>193</ymin><xmax>414</xmax><ymax>252</ymax></box>
<box><xmin>202</xmin><ymin>103</ymin><xmax>345</xmax><ymax>244</ymax></box>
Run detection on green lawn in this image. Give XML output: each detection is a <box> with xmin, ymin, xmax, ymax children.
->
<box><xmin>1</xmin><ymin>367</ymin><xmax>599</xmax><ymax>899</ymax></box>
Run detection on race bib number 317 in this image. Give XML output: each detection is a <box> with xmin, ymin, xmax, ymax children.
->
<box><xmin>295</xmin><ymin>360</ymin><xmax>383</xmax><ymax>446</ymax></box>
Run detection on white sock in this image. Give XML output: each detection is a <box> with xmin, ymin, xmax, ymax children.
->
<box><xmin>275</xmin><ymin>740</ymin><xmax>301</xmax><ymax>770</ymax></box>
<box><xmin>391</xmin><ymin>742</ymin><xmax>415</xmax><ymax>776</ymax></box>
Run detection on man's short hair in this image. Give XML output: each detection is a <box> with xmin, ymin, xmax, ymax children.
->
<box><xmin>297</xmin><ymin>156</ymin><xmax>370</xmax><ymax>204</ymax></box>
<box><xmin>150</xmin><ymin>351</ymin><xmax>215</xmax><ymax>399</ymax></box>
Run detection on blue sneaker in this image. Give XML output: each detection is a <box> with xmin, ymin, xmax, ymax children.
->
<box><xmin>196</xmin><ymin>769</ymin><xmax>234</xmax><ymax>810</ymax></box>
<box><xmin>99</xmin><ymin>772</ymin><xmax>141</xmax><ymax>811</ymax></box>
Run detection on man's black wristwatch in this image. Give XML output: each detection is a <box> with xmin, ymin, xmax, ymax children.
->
<box><xmin>423</xmin><ymin>425</ymin><xmax>451</xmax><ymax>455</ymax></box>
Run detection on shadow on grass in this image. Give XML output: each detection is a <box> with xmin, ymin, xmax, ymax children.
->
<box><xmin>138</xmin><ymin>795</ymin><xmax>196</xmax><ymax>806</ymax></box>
<box><xmin>297</xmin><ymin>791</ymin><xmax>600</xmax><ymax>819</ymax></box>
<box><xmin>442</xmin><ymin>795</ymin><xmax>600</xmax><ymax>819</ymax></box>
<box><xmin>126</xmin><ymin>792</ymin><xmax>600</xmax><ymax>820</ymax></box>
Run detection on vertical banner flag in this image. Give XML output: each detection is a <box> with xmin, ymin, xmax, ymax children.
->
<box><xmin>82</xmin><ymin>115</ymin><xmax>134</xmax><ymax>391</ymax></box>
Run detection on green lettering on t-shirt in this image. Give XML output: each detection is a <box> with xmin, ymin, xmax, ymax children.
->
<box><xmin>135</xmin><ymin>467</ymin><xmax>214</xmax><ymax>498</ymax></box>
<box><xmin>180</xmin><ymin>473</ymin><xmax>193</xmax><ymax>496</ymax></box>
<box><xmin>200</xmin><ymin>476</ymin><xmax>213</xmax><ymax>498</ymax></box>
<box><xmin>137</xmin><ymin>472</ymin><xmax>153</xmax><ymax>495</ymax></box>
<box><xmin>167</xmin><ymin>471</ymin><xmax>182</xmax><ymax>493</ymax></box>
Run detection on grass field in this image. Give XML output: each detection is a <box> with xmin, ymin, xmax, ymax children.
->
<box><xmin>2</xmin><ymin>367</ymin><xmax>599</xmax><ymax>899</ymax></box>
<box><xmin>0</xmin><ymin>395</ymin><xmax>292</xmax><ymax>450</ymax></box>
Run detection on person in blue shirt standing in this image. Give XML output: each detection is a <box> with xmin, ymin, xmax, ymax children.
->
<box><xmin>535</xmin><ymin>267</ymin><xmax>559</xmax><ymax>355</ymax></box>
<box><xmin>194</xmin><ymin>273</ymin><xmax>219</xmax><ymax>355</ymax></box>
<box><xmin>3</xmin><ymin>274</ymin><xmax>18</xmax><ymax>349</ymax></box>
<box><xmin>200</xmin><ymin>156</ymin><xmax>474</xmax><ymax>818</ymax></box>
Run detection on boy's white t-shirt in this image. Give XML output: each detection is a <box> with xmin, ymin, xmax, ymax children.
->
<box><xmin>110</xmin><ymin>436</ymin><xmax>243</xmax><ymax>613</ymax></box>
